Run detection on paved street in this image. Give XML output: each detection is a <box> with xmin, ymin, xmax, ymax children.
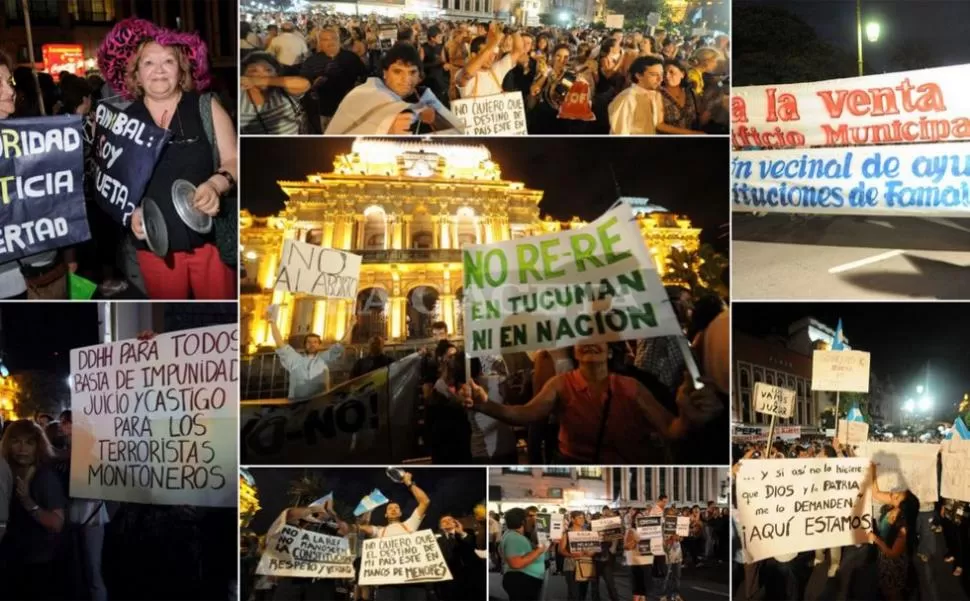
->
<box><xmin>490</xmin><ymin>562</ymin><xmax>730</xmax><ymax>601</ymax></box>
<box><xmin>732</xmin><ymin>214</ymin><xmax>970</xmax><ymax>300</ymax></box>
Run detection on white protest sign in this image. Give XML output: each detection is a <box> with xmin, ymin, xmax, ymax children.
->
<box><xmin>359</xmin><ymin>530</ymin><xmax>453</xmax><ymax>586</ymax></box>
<box><xmin>275</xmin><ymin>239</ymin><xmax>361</xmax><ymax>299</ymax></box>
<box><xmin>837</xmin><ymin>419</ymin><xmax>869</xmax><ymax>446</ymax></box>
<box><xmin>606</xmin><ymin>14</ymin><xmax>625</xmax><ymax>29</ymax></box>
<box><xmin>676</xmin><ymin>516</ymin><xmax>690</xmax><ymax>537</ymax></box>
<box><xmin>451</xmin><ymin>92</ymin><xmax>527</xmax><ymax>136</ymax></box>
<box><xmin>550</xmin><ymin>514</ymin><xmax>565</xmax><ymax>541</ymax></box>
<box><xmin>753</xmin><ymin>382</ymin><xmax>796</xmax><ymax>418</ymax></box>
<box><xmin>646</xmin><ymin>12</ymin><xmax>659</xmax><ymax>27</ymax></box>
<box><xmin>256</xmin><ymin>525</ymin><xmax>355</xmax><ymax>578</ymax></box>
<box><xmin>635</xmin><ymin>516</ymin><xmax>662</xmax><ymax>539</ymax></box>
<box><xmin>637</xmin><ymin>537</ymin><xmax>665</xmax><ymax>556</ymax></box>
<box><xmin>567</xmin><ymin>530</ymin><xmax>601</xmax><ymax>553</ymax></box>
<box><xmin>735</xmin><ymin>458</ymin><xmax>873</xmax><ymax>562</ymax></box>
<box><xmin>859</xmin><ymin>441</ymin><xmax>940</xmax><ymax>504</ymax></box>
<box><xmin>462</xmin><ymin>201</ymin><xmax>682</xmax><ymax>357</ymax></box>
<box><xmin>811</xmin><ymin>350</ymin><xmax>870</xmax><ymax>392</ymax></box>
<box><xmin>941</xmin><ymin>439</ymin><xmax>970</xmax><ymax>502</ymax></box>
<box><xmin>379</xmin><ymin>28</ymin><xmax>396</xmax><ymax>50</ymax></box>
<box><xmin>732</xmin><ymin>143</ymin><xmax>970</xmax><ymax>218</ymax></box>
<box><xmin>69</xmin><ymin>324</ymin><xmax>238</xmax><ymax>507</ymax></box>
<box><xmin>590</xmin><ymin>516</ymin><xmax>624</xmax><ymax>541</ymax></box>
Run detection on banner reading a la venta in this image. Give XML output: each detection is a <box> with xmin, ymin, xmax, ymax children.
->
<box><xmin>732</xmin><ymin>64</ymin><xmax>970</xmax><ymax>149</ymax></box>
<box><xmin>732</xmin><ymin>143</ymin><xmax>970</xmax><ymax>217</ymax></box>
<box><xmin>0</xmin><ymin>115</ymin><xmax>91</xmax><ymax>260</ymax></box>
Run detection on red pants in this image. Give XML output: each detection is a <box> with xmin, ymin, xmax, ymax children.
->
<box><xmin>137</xmin><ymin>243</ymin><xmax>235</xmax><ymax>299</ymax></box>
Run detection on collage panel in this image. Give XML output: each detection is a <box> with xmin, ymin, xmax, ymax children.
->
<box><xmin>488</xmin><ymin>466</ymin><xmax>731</xmax><ymax>600</ymax></box>
<box><xmin>240</xmin><ymin>466</ymin><xmax>488</xmax><ymax>601</ymax></box>
<box><xmin>238</xmin><ymin>136</ymin><xmax>730</xmax><ymax>468</ymax></box>
<box><xmin>731</xmin><ymin>302</ymin><xmax>970</xmax><ymax>601</ymax></box>
<box><xmin>238</xmin><ymin>0</ymin><xmax>729</xmax><ymax>136</ymax></box>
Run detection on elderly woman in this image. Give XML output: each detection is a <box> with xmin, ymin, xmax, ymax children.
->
<box><xmin>0</xmin><ymin>420</ymin><xmax>68</xmax><ymax>599</ymax></box>
<box><xmin>98</xmin><ymin>18</ymin><xmax>237</xmax><ymax>299</ymax></box>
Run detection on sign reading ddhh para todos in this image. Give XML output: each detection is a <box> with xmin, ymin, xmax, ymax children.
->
<box><xmin>811</xmin><ymin>350</ymin><xmax>871</xmax><ymax>392</ymax></box>
<box><xmin>753</xmin><ymin>382</ymin><xmax>796</xmax><ymax>418</ymax></box>
<box><xmin>257</xmin><ymin>524</ymin><xmax>355</xmax><ymax>578</ymax></box>
<box><xmin>359</xmin><ymin>530</ymin><xmax>453</xmax><ymax>586</ymax></box>
<box><xmin>0</xmin><ymin>115</ymin><xmax>91</xmax><ymax>261</ymax></box>
<box><xmin>451</xmin><ymin>92</ymin><xmax>528</xmax><ymax>136</ymax></box>
<box><xmin>735</xmin><ymin>458</ymin><xmax>872</xmax><ymax>563</ymax></box>
<box><xmin>731</xmin><ymin>143</ymin><xmax>970</xmax><ymax>218</ymax></box>
<box><xmin>462</xmin><ymin>200</ymin><xmax>682</xmax><ymax>357</ymax></box>
<box><xmin>275</xmin><ymin>239</ymin><xmax>362</xmax><ymax>299</ymax></box>
<box><xmin>69</xmin><ymin>324</ymin><xmax>239</xmax><ymax>507</ymax></box>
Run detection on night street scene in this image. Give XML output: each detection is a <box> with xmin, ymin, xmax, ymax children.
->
<box><xmin>730</xmin><ymin>0</ymin><xmax>970</xmax><ymax>300</ymax></box>
<box><xmin>237</xmin><ymin>137</ymin><xmax>730</xmax><ymax>466</ymax></box>
<box><xmin>731</xmin><ymin>302</ymin><xmax>970</xmax><ymax>601</ymax></box>
<box><xmin>240</xmin><ymin>466</ymin><xmax>487</xmax><ymax>601</ymax></box>
<box><xmin>488</xmin><ymin>466</ymin><xmax>731</xmax><ymax>601</ymax></box>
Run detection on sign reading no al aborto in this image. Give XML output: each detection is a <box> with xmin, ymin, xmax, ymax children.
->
<box><xmin>732</xmin><ymin>64</ymin><xmax>970</xmax><ymax>149</ymax></box>
<box><xmin>732</xmin><ymin>143</ymin><xmax>970</xmax><ymax>217</ymax></box>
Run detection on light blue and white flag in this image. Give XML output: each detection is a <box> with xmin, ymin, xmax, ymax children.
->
<box><xmin>946</xmin><ymin>416</ymin><xmax>970</xmax><ymax>440</ymax></box>
<box><xmin>831</xmin><ymin>319</ymin><xmax>846</xmax><ymax>351</ymax></box>
<box><xmin>310</xmin><ymin>492</ymin><xmax>333</xmax><ymax>508</ymax></box>
<box><xmin>354</xmin><ymin>489</ymin><xmax>389</xmax><ymax>516</ymax></box>
<box><xmin>846</xmin><ymin>405</ymin><xmax>865</xmax><ymax>423</ymax></box>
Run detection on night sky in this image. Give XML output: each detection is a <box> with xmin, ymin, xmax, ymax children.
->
<box><xmin>0</xmin><ymin>304</ymin><xmax>100</xmax><ymax>378</ymax></box>
<box><xmin>733</xmin><ymin>303</ymin><xmax>969</xmax><ymax>419</ymax></box>
<box><xmin>240</xmin><ymin>138</ymin><xmax>730</xmax><ymax>251</ymax></box>
<box><xmin>740</xmin><ymin>0</ymin><xmax>970</xmax><ymax>71</ymax></box>
<box><xmin>245</xmin><ymin>467</ymin><xmax>486</xmax><ymax>535</ymax></box>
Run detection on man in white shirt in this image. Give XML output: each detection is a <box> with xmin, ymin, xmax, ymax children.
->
<box><xmin>608</xmin><ymin>55</ymin><xmax>664</xmax><ymax>135</ymax></box>
<box><xmin>266</xmin><ymin>307</ymin><xmax>354</xmax><ymax>400</ymax></box>
<box><xmin>456</xmin><ymin>23</ymin><xmax>525</xmax><ymax>99</ymax></box>
<box><xmin>649</xmin><ymin>494</ymin><xmax>668</xmax><ymax>516</ymax></box>
<box><xmin>267</xmin><ymin>21</ymin><xmax>309</xmax><ymax>73</ymax></box>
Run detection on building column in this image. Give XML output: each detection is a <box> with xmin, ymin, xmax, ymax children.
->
<box><xmin>485</xmin><ymin>216</ymin><xmax>494</xmax><ymax>244</ymax></box>
<box><xmin>341</xmin><ymin>216</ymin><xmax>354</xmax><ymax>249</ymax></box>
<box><xmin>312</xmin><ymin>299</ymin><xmax>328</xmax><ymax>338</ymax></box>
<box><xmin>440</xmin><ymin>217</ymin><xmax>451</xmax><ymax>250</ymax></box>
<box><xmin>322</xmin><ymin>221</ymin><xmax>335</xmax><ymax>247</ymax></box>
<box><xmin>356</xmin><ymin>216</ymin><xmax>366</xmax><ymax>249</ymax></box>
<box><xmin>393</xmin><ymin>216</ymin><xmax>404</xmax><ymax>249</ymax></box>
<box><xmin>620</xmin><ymin>469</ymin><xmax>630</xmax><ymax>501</ymax></box>
<box><xmin>431</xmin><ymin>216</ymin><xmax>441</xmax><ymax>248</ymax></box>
<box><xmin>403</xmin><ymin>217</ymin><xmax>412</xmax><ymax>248</ymax></box>
<box><xmin>333</xmin><ymin>300</ymin><xmax>350</xmax><ymax>342</ymax></box>
<box><xmin>440</xmin><ymin>294</ymin><xmax>456</xmax><ymax>336</ymax></box>
<box><xmin>637</xmin><ymin>468</ymin><xmax>646</xmax><ymax>501</ymax></box>
<box><xmin>390</xmin><ymin>296</ymin><xmax>407</xmax><ymax>341</ymax></box>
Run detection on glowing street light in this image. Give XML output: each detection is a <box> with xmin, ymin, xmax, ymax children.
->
<box><xmin>918</xmin><ymin>395</ymin><xmax>932</xmax><ymax>412</ymax></box>
<box><xmin>903</xmin><ymin>398</ymin><xmax>915</xmax><ymax>413</ymax></box>
<box><xmin>865</xmin><ymin>21</ymin><xmax>881</xmax><ymax>43</ymax></box>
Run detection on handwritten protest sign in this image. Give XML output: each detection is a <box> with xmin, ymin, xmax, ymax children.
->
<box><xmin>735</xmin><ymin>458</ymin><xmax>872</xmax><ymax>562</ymax></box>
<box><xmin>240</xmin><ymin>355</ymin><xmax>422</xmax><ymax>464</ymax></box>
<box><xmin>732</xmin><ymin>64</ymin><xmax>970</xmax><ymax>149</ymax></box>
<box><xmin>0</xmin><ymin>115</ymin><xmax>91</xmax><ymax>260</ymax></box>
<box><xmin>91</xmin><ymin>103</ymin><xmax>170</xmax><ymax>226</ymax></box>
<box><xmin>69</xmin><ymin>324</ymin><xmax>238</xmax><ymax>506</ymax></box>
<box><xmin>941</xmin><ymin>439</ymin><xmax>970</xmax><ymax>503</ymax></box>
<box><xmin>275</xmin><ymin>239</ymin><xmax>362</xmax><ymax>299</ymax></box>
<box><xmin>859</xmin><ymin>441</ymin><xmax>939</xmax><ymax>504</ymax></box>
<box><xmin>567</xmin><ymin>530</ymin><xmax>601</xmax><ymax>553</ymax></box>
<box><xmin>753</xmin><ymin>382</ymin><xmax>796</xmax><ymax>418</ymax></box>
<box><xmin>811</xmin><ymin>350</ymin><xmax>870</xmax><ymax>392</ymax></box>
<box><xmin>256</xmin><ymin>525</ymin><xmax>355</xmax><ymax>578</ymax></box>
<box><xmin>451</xmin><ymin>92</ymin><xmax>527</xmax><ymax>136</ymax></box>
<box><xmin>359</xmin><ymin>530</ymin><xmax>453</xmax><ymax>586</ymax></box>
<box><xmin>462</xmin><ymin>201</ymin><xmax>681</xmax><ymax>357</ymax></box>
<box><xmin>590</xmin><ymin>516</ymin><xmax>624</xmax><ymax>541</ymax></box>
<box><xmin>837</xmin><ymin>419</ymin><xmax>869</xmax><ymax>446</ymax></box>
<box><xmin>732</xmin><ymin>143</ymin><xmax>970</xmax><ymax>218</ymax></box>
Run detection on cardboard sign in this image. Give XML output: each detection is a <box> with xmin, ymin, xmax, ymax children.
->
<box><xmin>753</xmin><ymin>382</ymin><xmax>796</xmax><ymax>418</ymax></box>
<box><xmin>462</xmin><ymin>201</ymin><xmax>682</xmax><ymax>357</ymax></box>
<box><xmin>811</xmin><ymin>350</ymin><xmax>870</xmax><ymax>392</ymax></box>
<box><xmin>567</xmin><ymin>530</ymin><xmax>601</xmax><ymax>553</ymax></box>
<box><xmin>637</xmin><ymin>537</ymin><xmax>665</xmax><ymax>556</ymax></box>
<box><xmin>635</xmin><ymin>516</ymin><xmax>662</xmax><ymax>539</ymax></box>
<box><xmin>359</xmin><ymin>530</ymin><xmax>454</xmax><ymax>585</ymax></box>
<box><xmin>0</xmin><ymin>115</ymin><xmax>92</xmax><ymax>260</ymax></box>
<box><xmin>590</xmin><ymin>516</ymin><xmax>624</xmax><ymax>541</ymax></box>
<box><xmin>859</xmin><ymin>441</ymin><xmax>940</xmax><ymax>504</ymax></box>
<box><xmin>837</xmin><ymin>419</ymin><xmax>869</xmax><ymax>446</ymax></box>
<box><xmin>735</xmin><ymin>458</ymin><xmax>873</xmax><ymax>562</ymax></box>
<box><xmin>256</xmin><ymin>525</ymin><xmax>355</xmax><ymax>578</ymax></box>
<box><xmin>69</xmin><ymin>324</ymin><xmax>239</xmax><ymax>507</ymax></box>
<box><xmin>451</xmin><ymin>92</ymin><xmax>527</xmax><ymax>136</ymax></box>
<box><xmin>663</xmin><ymin>516</ymin><xmax>690</xmax><ymax>536</ymax></box>
<box><xmin>274</xmin><ymin>239</ymin><xmax>362</xmax><ymax>299</ymax></box>
<box><xmin>941</xmin><ymin>439</ymin><xmax>970</xmax><ymax>503</ymax></box>
<box><xmin>732</xmin><ymin>64</ymin><xmax>970</xmax><ymax>149</ymax></box>
<box><xmin>241</xmin><ymin>355</ymin><xmax>422</xmax><ymax>464</ymax></box>
<box><xmin>91</xmin><ymin>103</ymin><xmax>171</xmax><ymax>226</ymax></box>
<box><xmin>732</xmin><ymin>143</ymin><xmax>970</xmax><ymax>218</ymax></box>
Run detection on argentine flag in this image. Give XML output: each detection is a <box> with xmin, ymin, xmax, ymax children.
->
<box><xmin>354</xmin><ymin>489</ymin><xmax>390</xmax><ymax>516</ymax></box>
<box><xmin>310</xmin><ymin>492</ymin><xmax>333</xmax><ymax>508</ymax></box>
<box><xmin>946</xmin><ymin>417</ymin><xmax>970</xmax><ymax>440</ymax></box>
<box><xmin>846</xmin><ymin>405</ymin><xmax>865</xmax><ymax>423</ymax></box>
<box><xmin>831</xmin><ymin>319</ymin><xmax>846</xmax><ymax>351</ymax></box>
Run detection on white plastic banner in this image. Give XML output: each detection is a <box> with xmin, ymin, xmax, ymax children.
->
<box><xmin>811</xmin><ymin>350</ymin><xmax>870</xmax><ymax>392</ymax></box>
<box><xmin>753</xmin><ymin>382</ymin><xmax>796</xmax><ymax>418</ymax></box>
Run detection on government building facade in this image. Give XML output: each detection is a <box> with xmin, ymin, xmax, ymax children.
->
<box><xmin>240</xmin><ymin>139</ymin><xmax>701</xmax><ymax>354</ymax></box>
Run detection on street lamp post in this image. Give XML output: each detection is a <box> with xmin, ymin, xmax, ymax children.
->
<box><xmin>856</xmin><ymin>0</ymin><xmax>881</xmax><ymax>76</ymax></box>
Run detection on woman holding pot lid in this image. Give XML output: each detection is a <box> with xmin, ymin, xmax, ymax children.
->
<box><xmin>98</xmin><ymin>18</ymin><xmax>237</xmax><ymax>299</ymax></box>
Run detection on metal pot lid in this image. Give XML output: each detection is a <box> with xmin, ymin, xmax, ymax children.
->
<box><xmin>171</xmin><ymin>179</ymin><xmax>213</xmax><ymax>234</ymax></box>
<box><xmin>142</xmin><ymin>197</ymin><xmax>169</xmax><ymax>257</ymax></box>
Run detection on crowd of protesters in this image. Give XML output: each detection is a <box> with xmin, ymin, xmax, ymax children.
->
<box><xmin>488</xmin><ymin>500</ymin><xmax>729</xmax><ymax>601</ymax></box>
<box><xmin>238</xmin><ymin>10</ymin><xmax>729</xmax><ymax>135</ymax></box>
<box><xmin>0</xmin><ymin>14</ymin><xmax>238</xmax><ymax>300</ymax></box>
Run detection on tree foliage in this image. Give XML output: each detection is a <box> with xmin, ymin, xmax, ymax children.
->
<box><xmin>664</xmin><ymin>244</ymin><xmax>728</xmax><ymax>299</ymax></box>
<box><xmin>14</xmin><ymin>371</ymin><xmax>71</xmax><ymax>419</ymax></box>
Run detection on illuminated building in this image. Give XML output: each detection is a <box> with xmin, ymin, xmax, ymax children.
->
<box><xmin>240</xmin><ymin>139</ymin><xmax>701</xmax><ymax>353</ymax></box>
<box><xmin>0</xmin><ymin>377</ymin><xmax>20</xmax><ymax>422</ymax></box>
<box><xmin>240</xmin><ymin>469</ymin><xmax>260</xmax><ymax>529</ymax></box>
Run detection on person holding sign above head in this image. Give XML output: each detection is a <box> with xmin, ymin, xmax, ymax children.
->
<box><xmin>559</xmin><ymin>510</ymin><xmax>596</xmax><ymax>601</ymax></box>
<box><xmin>271</xmin><ymin>502</ymin><xmax>351</xmax><ymax>601</ymax></box>
<box><xmin>499</xmin><ymin>507</ymin><xmax>547</xmax><ymax>601</ymax></box>
<box><xmin>99</xmin><ymin>18</ymin><xmax>238</xmax><ymax>300</ymax></box>
<box><xmin>868</xmin><ymin>462</ymin><xmax>918</xmax><ymax>601</ymax></box>
<box><xmin>459</xmin><ymin>342</ymin><xmax>722</xmax><ymax>464</ymax></box>
<box><xmin>266</xmin><ymin>306</ymin><xmax>355</xmax><ymax>401</ymax></box>
<box><xmin>456</xmin><ymin>23</ymin><xmax>525</xmax><ymax>99</ymax></box>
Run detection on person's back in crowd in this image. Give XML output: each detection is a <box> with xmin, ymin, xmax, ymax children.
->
<box><xmin>267</xmin><ymin>21</ymin><xmax>309</xmax><ymax>74</ymax></box>
<box><xmin>427</xmin><ymin>346</ymin><xmax>473</xmax><ymax>464</ymax></box>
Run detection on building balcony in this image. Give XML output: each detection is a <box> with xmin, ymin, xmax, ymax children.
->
<box><xmin>357</xmin><ymin>248</ymin><xmax>465</xmax><ymax>264</ymax></box>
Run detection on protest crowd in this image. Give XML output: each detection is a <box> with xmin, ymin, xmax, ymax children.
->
<box><xmin>238</xmin><ymin>8</ymin><xmax>729</xmax><ymax>135</ymax></box>
<box><xmin>488</xmin><ymin>499</ymin><xmax>729</xmax><ymax>600</ymax></box>
<box><xmin>0</xmin><ymin>15</ymin><xmax>238</xmax><ymax>300</ymax></box>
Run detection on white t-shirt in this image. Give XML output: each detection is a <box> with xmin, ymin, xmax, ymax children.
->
<box><xmin>608</xmin><ymin>84</ymin><xmax>662</xmax><ymax>135</ymax></box>
<box><xmin>459</xmin><ymin>54</ymin><xmax>514</xmax><ymax>98</ymax></box>
<box><xmin>268</xmin><ymin>31</ymin><xmax>309</xmax><ymax>66</ymax></box>
<box><xmin>374</xmin><ymin>509</ymin><xmax>425</xmax><ymax>538</ymax></box>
